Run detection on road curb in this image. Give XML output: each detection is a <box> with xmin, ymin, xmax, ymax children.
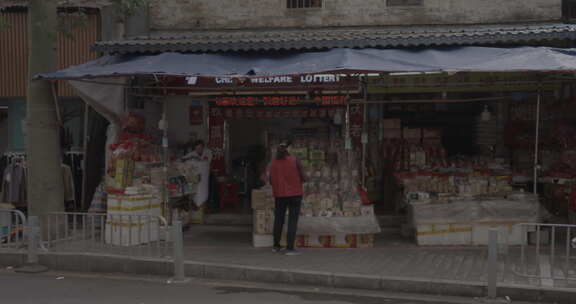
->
<box><xmin>0</xmin><ymin>251</ymin><xmax>574</xmax><ymax>303</ymax></box>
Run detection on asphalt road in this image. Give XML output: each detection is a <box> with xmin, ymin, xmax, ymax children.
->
<box><xmin>0</xmin><ymin>270</ymin><xmax>535</xmax><ymax>304</ymax></box>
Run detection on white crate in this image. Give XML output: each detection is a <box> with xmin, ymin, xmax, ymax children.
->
<box><xmin>416</xmin><ymin>224</ymin><xmax>473</xmax><ymax>246</ymax></box>
<box><xmin>105</xmin><ymin>219</ymin><xmax>160</xmax><ymax>246</ymax></box>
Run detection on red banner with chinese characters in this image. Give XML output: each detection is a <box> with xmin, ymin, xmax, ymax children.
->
<box><xmin>208</xmin><ymin>108</ymin><xmax>226</xmax><ymax>176</ymax></box>
<box><xmin>349</xmin><ymin>104</ymin><xmax>364</xmax><ymax>148</ymax></box>
<box><xmin>218</xmin><ymin>107</ymin><xmax>339</xmax><ymax>120</ymax></box>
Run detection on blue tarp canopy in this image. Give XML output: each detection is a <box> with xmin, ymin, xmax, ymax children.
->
<box><xmin>38</xmin><ymin>46</ymin><xmax>576</xmax><ymax>80</ymax></box>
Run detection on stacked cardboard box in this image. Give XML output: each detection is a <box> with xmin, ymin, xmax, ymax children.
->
<box><xmin>114</xmin><ymin>159</ymin><xmax>135</xmax><ymax>189</ymax></box>
<box><xmin>383</xmin><ymin>119</ymin><xmax>402</xmax><ymax>139</ymax></box>
<box><xmin>105</xmin><ymin>194</ymin><xmax>162</xmax><ymax>246</ymax></box>
<box><xmin>251</xmin><ymin>134</ymin><xmax>379</xmax><ymax>249</ymax></box>
<box><xmin>252</xmin><ymin>187</ymin><xmax>275</xmax><ymax>247</ymax></box>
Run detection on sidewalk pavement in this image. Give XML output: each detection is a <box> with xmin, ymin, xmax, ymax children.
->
<box><xmin>181</xmin><ymin>226</ymin><xmax>576</xmax><ymax>297</ymax></box>
<box><xmin>1</xmin><ymin>224</ymin><xmax>575</xmax><ymax>303</ymax></box>
<box><xmin>183</xmin><ymin>225</ymin><xmax>525</xmax><ymax>285</ymax></box>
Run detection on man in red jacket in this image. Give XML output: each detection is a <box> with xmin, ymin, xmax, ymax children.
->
<box><xmin>267</xmin><ymin>141</ymin><xmax>306</xmax><ymax>256</ymax></box>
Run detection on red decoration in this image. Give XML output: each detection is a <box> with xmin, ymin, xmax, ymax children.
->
<box><xmin>189</xmin><ymin>106</ymin><xmax>204</xmax><ymax>125</ymax></box>
<box><xmin>349</xmin><ymin>104</ymin><xmax>364</xmax><ymax>148</ymax></box>
<box><xmin>208</xmin><ymin>108</ymin><xmax>226</xmax><ymax>176</ymax></box>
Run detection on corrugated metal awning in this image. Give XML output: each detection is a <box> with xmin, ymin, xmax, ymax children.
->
<box><xmin>93</xmin><ymin>23</ymin><xmax>576</xmax><ymax>55</ymax></box>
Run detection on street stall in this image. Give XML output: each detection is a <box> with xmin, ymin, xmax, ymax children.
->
<box><xmin>36</xmin><ymin>46</ymin><xmax>576</xmax><ymax>247</ymax></box>
<box><xmin>102</xmin><ymin>111</ymin><xmax>201</xmax><ymax>242</ymax></box>
<box><xmin>361</xmin><ymin>72</ymin><xmax>567</xmax><ymax>245</ymax></box>
<box><xmin>185</xmin><ymin>74</ymin><xmax>382</xmax><ymax>248</ymax></box>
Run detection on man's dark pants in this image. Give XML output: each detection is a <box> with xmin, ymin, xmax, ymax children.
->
<box><xmin>273</xmin><ymin>196</ymin><xmax>302</xmax><ymax>250</ymax></box>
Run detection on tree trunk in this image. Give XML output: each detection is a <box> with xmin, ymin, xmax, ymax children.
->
<box><xmin>26</xmin><ymin>0</ymin><xmax>65</xmax><ymax>217</ymax></box>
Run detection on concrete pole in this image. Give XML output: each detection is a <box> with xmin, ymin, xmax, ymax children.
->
<box><xmin>16</xmin><ymin>215</ymin><xmax>48</xmax><ymax>273</ymax></box>
<box><xmin>487</xmin><ymin>228</ymin><xmax>498</xmax><ymax>300</ymax></box>
<box><xmin>169</xmin><ymin>220</ymin><xmax>190</xmax><ymax>283</ymax></box>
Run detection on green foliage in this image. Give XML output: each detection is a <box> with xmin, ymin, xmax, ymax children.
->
<box><xmin>57</xmin><ymin>0</ymin><xmax>149</xmax><ymax>40</ymax></box>
<box><xmin>58</xmin><ymin>8</ymin><xmax>90</xmax><ymax>40</ymax></box>
<box><xmin>116</xmin><ymin>0</ymin><xmax>149</xmax><ymax>17</ymax></box>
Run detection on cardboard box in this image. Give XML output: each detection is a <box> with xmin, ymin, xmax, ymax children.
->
<box><xmin>422</xmin><ymin>138</ymin><xmax>442</xmax><ymax>145</ymax></box>
<box><xmin>403</xmin><ymin>128</ymin><xmax>422</xmax><ymax>139</ymax></box>
<box><xmin>189</xmin><ymin>208</ymin><xmax>204</xmax><ymax>224</ymax></box>
<box><xmin>383</xmin><ymin>128</ymin><xmax>402</xmax><ymax>139</ymax></box>
<box><xmin>309</xmin><ymin>150</ymin><xmax>325</xmax><ymax>160</ymax></box>
<box><xmin>251</xmin><ymin>189</ymin><xmax>274</xmax><ymax>210</ymax></box>
<box><xmin>296</xmin><ymin>234</ymin><xmax>375</xmax><ymax>248</ymax></box>
<box><xmin>253</xmin><ymin>209</ymin><xmax>274</xmax><ymax>234</ymax></box>
<box><xmin>383</xmin><ymin>119</ymin><xmax>401</xmax><ymax>129</ymax></box>
<box><xmin>422</xmin><ymin>128</ymin><xmax>442</xmax><ymax>139</ymax></box>
<box><xmin>252</xmin><ymin>232</ymin><xmax>375</xmax><ymax>248</ymax></box>
<box><xmin>107</xmin><ymin>194</ymin><xmax>162</xmax><ymax>217</ymax></box>
<box><xmin>416</xmin><ymin>224</ymin><xmax>473</xmax><ymax>246</ymax></box>
<box><xmin>105</xmin><ymin>218</ymin><xmax>160</xmax><ymax>246</ymax></box>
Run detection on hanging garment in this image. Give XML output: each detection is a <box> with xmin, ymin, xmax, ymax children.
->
<box><xmin>1</xmin><ymin>163</ymin><xmax>27</xmax><ymax>206</ymax></box>
<box><xmin>88</xmin><ymin>182</ymin><xmax>107</xmax><ymax>213</ymax></box>
<box><xmin>184</xmin><ymin>149</ymin><xmax>212</xmax><ymax>206</ymax></box>
<box><xmin>62</xmin><ymin>164</ymin><xmax>76</xmax><ymax>203</ymax></box>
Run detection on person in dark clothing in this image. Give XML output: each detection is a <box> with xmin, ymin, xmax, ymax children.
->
<box><xmin>266</xmin><ymin>141</ymin><xmax>306</xmax><ymax>256</ymax></box>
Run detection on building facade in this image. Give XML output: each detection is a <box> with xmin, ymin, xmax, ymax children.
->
<box><xmin>148</xmin><ymin>0</ymin><xmax>562</xmax><ymax>31</ymax></box>
<box><xmin>94</xmin><ymin>0</ymin><xmax>576</xmax><ymax>55</ymax></box>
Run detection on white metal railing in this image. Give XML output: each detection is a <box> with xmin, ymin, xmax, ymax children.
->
<box><xmin>40</xmin><ymin>212</ymin><xmax>172</xmax><ymax>259</ymax></box>
<box><xmin>510</xmin><ymin>223</ymin><xmax>576</xmax><ymax>288</ymax></box>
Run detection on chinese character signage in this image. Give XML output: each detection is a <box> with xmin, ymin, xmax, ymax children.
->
<box><xmin>208</xmin><ymin>108</ymin><xmax>226</xmax><ymax>176</ymax></box>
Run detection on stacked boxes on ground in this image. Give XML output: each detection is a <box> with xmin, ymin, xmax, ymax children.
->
<box><xmin>251</xmin><ymin>188</ymin><xmax>375</xmax><ymax>248</ymax></box>
<box><xmin>252</xmin><ymin>188</ymin><xmax>275</xmax><ymax>247</ymax></box>
<box><xmin>105</xmin><ymin>194</ymin><xmax>162</xmax><ymax>246</ymax></box>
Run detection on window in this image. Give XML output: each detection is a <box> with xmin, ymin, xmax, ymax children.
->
<box><xmin>387</xmin><ymin>0</ymin><xmax>423</xmax><ymax>6</ymax></box>
<box><xmin>563</xmin><ymin>0</ymin><xmax>576</xmax><ymax>20</ymax></box>
<box><xmin>287</xmin><ymin>0</ymin><xmax>322</xmax><ymax>9</ymax></box>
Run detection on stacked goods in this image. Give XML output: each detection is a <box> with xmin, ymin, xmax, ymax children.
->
<box><xmin>411</xmin><ymin>193</ymin><xmax>542</xmax><ymax>245</ymax></box>
<box><xmin>105</xmin><ymin>193</ymin><xmax>162</xmax><ymax>246</ymax></box>
<box><xmin>251</xmin><ymin>134</ymin><xmax>380</xmax><ymax>248</ymax></box>
<box><xmin>398</xmin><ymin>170</ymin><xmax>513</xmax><ymax>199</ymax></box>
<box><xmin>382</xmin><ymin>119</ymin><xmax>402</xmax><ymax>140</ymax></box>
<box><xmin>251</xmin><ymin>186</ymin><xmax>275</xmax><ymax>247</ymax></box>
<box><xmin>544</xmin><ymin>150</ymin><xmax>576</xmax><ymax>178</ymax></box>
<box><xmin>107</xmin><ymin>133</ymin><xmax>162</xmax><ymax>193</ymax></box>
<box><xmin>383</xmin><ymin>141</ymin><xmax>447</xmax><ymax>171</ymax></box>
<box><xmin>381</xmin><ymin>119</ymin><xmax>444</xmax><ymax>170</ymax></box>
<box><xmin>106</xmin><ymin>115</ymin><xmax>200</xmax><ymax>197</ymax></box>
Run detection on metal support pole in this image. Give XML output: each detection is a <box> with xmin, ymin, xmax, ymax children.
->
<box><xmin>162</xmin><ymin>100</ymin><xmax>170</xmax><ymax>222</ymax></box>
<box><xmin>169</xmin><ymin>220</ymin><xmax>189</xmax><ymax>283</ymax></box>
<box><xmin>487</xmin><ymin>228</ymin><xmax>498</xmax><ymax>300</ymax></box>
<box><xmin>81</xmin><ymin>103</ymin><xmax>90</xmax><ymax>210</ymax></box>
<box><xmin>361</xmin><ymin>105</ymin><xmax>367</xmax><ymax>187</ymax></box>
<box><xmin>533</xmin><ymin>89</ymin><xmax>541</xmax><ymax>195</ymax></box>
